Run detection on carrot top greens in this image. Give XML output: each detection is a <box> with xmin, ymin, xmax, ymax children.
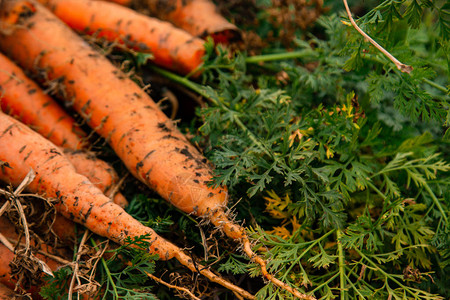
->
<box><xmin>147</xmin><ymin>0</ymin><xmax>449</xmax><ymax>299</ymax></box>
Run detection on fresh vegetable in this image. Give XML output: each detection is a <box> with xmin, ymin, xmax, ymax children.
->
<box><xmin>106</xmin><ymin>0</ymin><xmax>242</xmax><ymax>44</ymax></box>
<box><xmin>0</xmin><ymin>52</ymin><xmax>87</xmax><ymax>150</ymax></box>
<box><xmin>0</xmin><ymin>2</ymin><xmax>313</xmax><ymax>298</ymax></box>
<box><xmin>0</xmin><ymin>110</ymin><xmax>254</xmax><ymax>299</ymax></box>
<box><xmin>53</xmin><ymin>149</ymin><xmax>129</xmax><ymax>243</ymax></box>
<box><xmin>38</xmin><ymin>0</ymin><xmax>206</xmax><ymax>75</ymax></box>
<box><xmin>0</xmin><ymin>241</ymin><xmax>18</xmax><ymax>290</ymax></box>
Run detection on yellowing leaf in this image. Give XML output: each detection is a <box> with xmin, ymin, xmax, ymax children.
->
<box><xmin>264</xmin><ymin>190</ymin><xmax>292</xmax><ymax>219</ymax></box>
<box><xmin>325</xmin><ymin>145</ymin><xmax>335</xmax><ymax>159</ymax></box>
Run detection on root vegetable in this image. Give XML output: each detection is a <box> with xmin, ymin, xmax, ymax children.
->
<box><xmin>62</xmin><ymin>149</ymin><xmax>127</xmax><ymax>207</ymax></box>
<box><xmin>54</xmin><ymin>149</ymin><xmax>129</xmax><ymax>243</ymax></box>
<box><xmin>0</xmin><ymin>0</ymin><xmax>228</xmax><ymax>224</ymax></box>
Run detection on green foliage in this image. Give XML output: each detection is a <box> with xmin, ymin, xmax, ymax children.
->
<box><xmin>126</xmin><ymin>194</ymin><xmax>174</xmax><ymax>233</ymax></box>
<box><xmin>94</xmin><ymin>235</ymin><xmax>159</xmax><ymax>300</ymax></box>
<box><xmin>149</xmin><ymin>3</ymin><xmax>450</xmax><ymax>293</ymax></box>
<box><xmin>177</xmin><ymin>1</ymin><xmax>449</xmax><ymax>298</ymax></box>
<box><xmin>217</xmin><ymin>253</ymin><xmax>251</xmax><ymax>275</ymax></box>
<box><xmin>39</xmin><ymin>267</ymin><xmax>73</xmax><ymax>300</ymax></box>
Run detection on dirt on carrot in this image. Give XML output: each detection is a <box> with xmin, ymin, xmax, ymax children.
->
<box><xmin>62</xmin><ymin>149</ymin><xmax>128</xmax><ymax>207</ymax></box>
<box><xmin>0</xmin><ymin>50</ymin><xmax>130</xmax><ymax>202</ymax></box>
<box><xmin>0</xmin><ymin>111</ymin><xmax>164</xmax><ymax>255</ymax></box>
<box><xmin>0</xmin><ymin>0</ymin><xmax>228</xmax><ymax>219</ymax></box>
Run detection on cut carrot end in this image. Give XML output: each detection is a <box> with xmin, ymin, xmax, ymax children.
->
<box><xmin>210</xmin><ymin>29</ymin><xmax>243</xmax><ymax>45</ymax></box>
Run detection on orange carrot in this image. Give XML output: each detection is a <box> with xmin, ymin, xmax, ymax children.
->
<box><xmin>0</xmin><ymin>3</ymin><xmax>312</xmax><ymax>299</ymax></box>
<box><xmin>50</xmin><ymin>213</ymin><xmax>77</xmax><ymax>243</ymax></box>
<box><xmin>0</xmin><ymin>245</ymin><xmax>16</xmax><ymax>290</ymax></box>
<box><xmin>0</xmin><ymin>111</ymin><xmax>254</xmax><ymax>299</ymax></box>
<box><xmin>62</xmin><ymin>149</ymin><xmax>128</xmax><ymax>207</ymax></box>
<box><xmin>0</xmin><ymin>52</ymin><xmax>87</xmax><ymax>150</ymax></box>
<box><xmin>107</xmin><ymin>0</ymin><xmax>242</xmax><ymax>45</ymax></box>
<box><xmin>38</xmin><ymin>0</ymin><xmax>205</xmax><ymax>75</ymax></box>
<box><xmin>53</xmin><ymin>150</ymin><xmax>129</xmax><ymax>243</ymax></box>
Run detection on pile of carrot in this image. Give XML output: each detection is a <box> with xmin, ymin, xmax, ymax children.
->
<box><xmin>0</xmin><ymin>51</ymin><xmax>129</xmax><ymax>243</ymax></box>
<box><xmin>0</xmin><ymin>0</ymin><xmax>315</xmax><ymax>299</ymax></box>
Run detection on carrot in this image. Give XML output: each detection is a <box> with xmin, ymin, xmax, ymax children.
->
<box><xmin>62</xmin><ymin>149</ymin><xmax>128</xmax><ymax>208</ymax></box>
<box><xmin>0</xmin><ymin>111</ymin><xmax>254</xmax><ymax>299</ymax></box>
<box><xmin>38</xmin><ymin>0</ymin><xmax>205</xmax><ymax>75</ymax></box>
<box><xmin>0</xmin><ymin>244</ymin><xmax>16</xmax><ymax>290</ymax></box>
<box><xmin>0</xmin><ymin>3</ymin><xmax>313</xmax><ymax>299</ymax></box>
<box><xmin>0</xmin><ymin>52</ymin><xmax>87</xmax><ymax>150</ymax></box>
<box><xmin>107</xmin><ymin>0</ymin><xmax>242</xmax><ymax>45</ymax></box>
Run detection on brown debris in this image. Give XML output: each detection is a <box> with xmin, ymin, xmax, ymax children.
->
<box><xmin>217</xmin><ymin>0</ymin><xmax>326</xmax><ymax>53</ymax></box>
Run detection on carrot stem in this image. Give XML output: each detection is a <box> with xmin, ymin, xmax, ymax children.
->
<box><xmin>342</xmin><ymin>0</ymin><xmax>413</xmax><ymax>74</ymax></box>
<box><xmin>245</xmin><ymin>49</ymin><xmax>318</xmax><ymax>64</ymax></box>
<box><xmin>337</xmin><ymin>229</ymin><xmax>346</xmax><ymax>300</ymax></box>
<box><xmin>150</xmin><ymin>66</ymin><xmax>211</xmax><ymax>100</ymax></box>
<box><xmin>91</xmin><ymin>238</ymin><xmax>119</xmax><ymax>299</ymax></box>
